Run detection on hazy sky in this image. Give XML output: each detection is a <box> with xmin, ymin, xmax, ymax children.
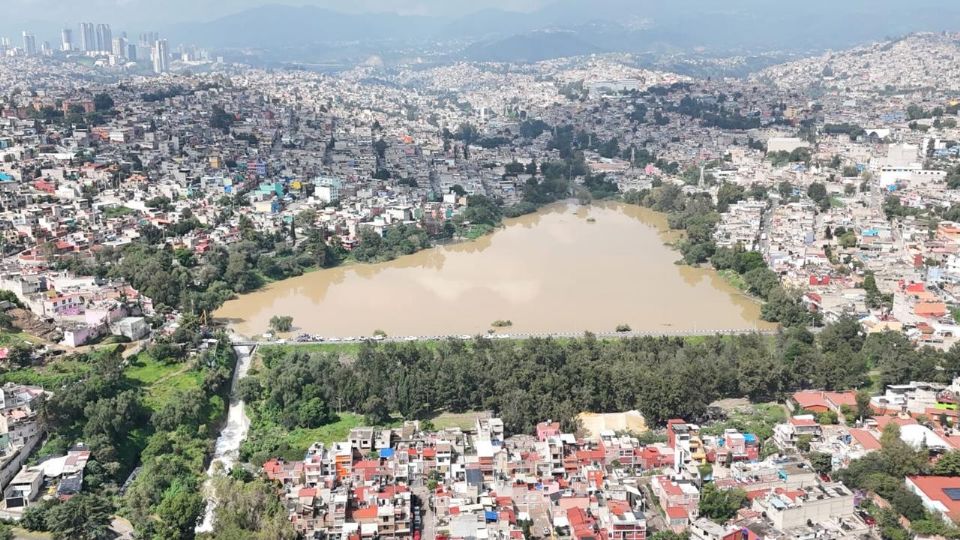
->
<box><xmin>7</xmin><ymin>0</ymin><xmax>548</xmax><ymax>24</ymax></box>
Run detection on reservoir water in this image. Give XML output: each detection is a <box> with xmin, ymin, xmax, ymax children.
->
<box><xmin>214</xmin><ymin>202</ymin><xmax>773</xmax><ymax>337</ymax></box>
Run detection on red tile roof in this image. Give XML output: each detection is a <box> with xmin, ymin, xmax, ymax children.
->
<box><xmin>657</xmin><ymin>477</ymin><xmax>685</xmax><ymax>496</ymax></box>
<box><xmin>792</xmin><ymin>391</ymin><xmax>831</xmax><ymax>410</ymax></box>
<box><xmin>352</xmin><ymin>506</ymin><xmax>378</xmax><ymax>520</ymax></box>
<box><xmin>916</xmin><ymin>302</ymin><xmax>947</xmax><ymax>317</ymax></box>
<box><xmin>666</xmin><ymin>506</ymin><xmax>688</xmax><ymax>519</ymax></box>
<box><xmin>793</xmin><ymin>390</ymin><xmax>857</xmax><ymax>411</ymax></box>
<box><xmin>823</xmin><ymin>391</ymin><xmax>857</xmax><ymax>407</ymax></box>
<box><xmin>849</xmin><ymin>429</ymin><xmax>881</xmax><ymax>451</ymax></box>
<box><xmin>873</xmin><ymin>416</ymin><xmax>917</xmax><ymax>429</ymax></box>
<box><xmin>576</xmin><ymin>449</ymin><xmax>605</xmax><ymax>463</ymax></box>
<box><xmin>907</xmin><ymin>476</ymin><xmax>960</xmax><ymax>522</ymax></box>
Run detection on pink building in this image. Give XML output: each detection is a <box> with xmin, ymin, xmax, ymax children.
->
<box><xmin>536</xmin><ymin>421</ymin><xmax>561</xmax><ymax>442</ymax></box>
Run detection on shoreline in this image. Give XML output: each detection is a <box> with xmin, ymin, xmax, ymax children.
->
<box><xmin>231</xmin><ymin>200</ymin><xmax>562</xmax><ymax>296</ymax></box>
<box><xmin>214</xmin><ymin>199</ymin><xmax>775</xmax><ymax>337</ymax></box>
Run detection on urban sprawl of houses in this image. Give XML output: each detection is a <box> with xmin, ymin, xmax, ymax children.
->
<box><xmin>2</xmin><ymin>20</ymin><xmax>960</xmax><ymax>540</ymax></box>
<box><xmin>254</xmin><ymin>379</ymin><xmax>960</xmax><ymax>540</ymax></box>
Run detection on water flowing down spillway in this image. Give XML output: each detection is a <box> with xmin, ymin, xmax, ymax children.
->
<box><xmin>196</xmin><ymin>342</ymin><xmax>254</xmax><ymax>533</ymax></box>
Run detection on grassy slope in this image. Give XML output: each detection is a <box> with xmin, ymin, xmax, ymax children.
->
<box><xmin>282</xmin><ymin>413</ymin><xmax>366</xmax><ymax>452</ymax></box>
<box><xmin>124</xmin><ymin>354</ymin><xmax>203</xmax><ymax>412</ymax></box>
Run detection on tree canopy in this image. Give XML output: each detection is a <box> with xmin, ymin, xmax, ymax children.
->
<box><xmin>699</xmin><ymin>483</ymin><xmax>748</xmax><ymax>522</ymax></box>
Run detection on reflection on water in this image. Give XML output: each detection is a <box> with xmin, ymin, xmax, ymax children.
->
<box><xmin>215</xmin><ymin>202</ymin><xmax>775</xmax><ymax>336</ymax></box>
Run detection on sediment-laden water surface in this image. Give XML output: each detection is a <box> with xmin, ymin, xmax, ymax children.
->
<box><xmin>215</xmin><ymin>202</ymin><xmax>773</xmax><ymax>337</ymax></box>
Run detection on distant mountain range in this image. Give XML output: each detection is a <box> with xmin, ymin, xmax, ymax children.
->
<box><xmin>163</xmin><ymin>5</ymin><xmax>437</xmax><ymax>48</ymax></box>
<box><xmin>158</xmin><ymin>0</ymin><xmax>960</xmax><ymax>65</ymax></box>
<box><xmin>8</xmin><ymin>0</ymin><xmax>960</xmax><ymax>68</ymax></box>
<box><xmin>460</xmin><ymin>30</ymin><xmax>604</xmax><ymax>63</ymax></box>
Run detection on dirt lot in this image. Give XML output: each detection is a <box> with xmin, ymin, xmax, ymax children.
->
<box><xmin>431</xmin><ymin>411</ymin><xmax>490</xmax><ymax>431</ymax></box>
<box><xmin>577</xmin><ymin>410</ymin><xmax>648</xmax><ymax>440</ymax></box>
<box><xmin>8</xmin><ymin>308</ymin><xmax>60</xmax><ymax>343</ymax></box>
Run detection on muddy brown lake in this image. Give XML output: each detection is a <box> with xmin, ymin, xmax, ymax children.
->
<box><xmin>214</xmin><ymin>202</ymin><xmax>774</xmax><ymax>337</ymax></box>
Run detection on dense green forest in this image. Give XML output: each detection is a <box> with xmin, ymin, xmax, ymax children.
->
<box><xmin>238</xmin><ymin>320</ymin><xmax>960</xmax><ymax>463</ymax></box>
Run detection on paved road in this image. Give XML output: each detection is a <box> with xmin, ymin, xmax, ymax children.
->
<box><xmin>235</xmin><ymin>328</ymin><xmax>779</xmax><ymax>347</ymax></box>
<box><xmin>411</xmin><ymin>484</ymin><xmax>434</xmax><ymax>540</ymax></box>
<box><xmin>760</xmin><ymin>198</ymin><xmax>776</xmax><ymax>254</ymax></box>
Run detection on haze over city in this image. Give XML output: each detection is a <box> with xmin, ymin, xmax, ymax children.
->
<box><xmin>3</xmin><ymin>1</ymin><xmax>960</xmax><ymax>539</ymax></box>
<box><xmin>6</xmin><ymin>0</ymin><xmax>548</xmax><ymax>22</ymax></box>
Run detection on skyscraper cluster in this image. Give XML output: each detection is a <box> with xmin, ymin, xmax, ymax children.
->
<box><xmin>112</xmin><ymin>36</ymin><xmax>127</xmax><ymax>59</ymax></box>
<box><xmin>60</xmin><ymin>28</ymin><xmax>73</xmax><ymax>52</ymax></box>
<box><xmin>139</xmin><ymin>32</ymin><xmax>159</xmax><ymax>49</ymax></box>
<box><xmin>78</xmin><ymin>22</ymin><xmax>95</xmax><ymax>52</ymax></box>
<box><xmin>55</xmin><ymin>23</ymin><xmax>148</xmax><ymax>62</ymax></box>
<box><xmin>94</xmin><ymin>23</ymin><xmax>112</xmax><ymax>53</ymax></box>
<box><xmin>153</xmin><ymin>39</ymin><xmax>169</xmax><ymax>74</ymax></box>
<box><xmin>20</xmin><ymin>32</ymin><xmax>36</xmax><ymax>56</ymax></box>
<box><xmin>6</xmin><ymin>22</ymin><xmax>193</xmax><ymax>73</ymax></box>
<box><xmin>75</xmin><ymin>23</ymin><xmax>112</xmax><ymax>53</ymax></box>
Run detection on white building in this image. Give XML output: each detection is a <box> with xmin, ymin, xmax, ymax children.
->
<box><xmin>152</xmin><ymin>39</ymin><xmax>169</xmax><ymax>74</ymax></box>
<box><xmin>751</xmin><ymin>482</ymin><xmax>855</xmax><ymax>531</ymax></box>
<box><xmin>767</xmin><ymin>137</ymin><xmax>810</xmax><ymax>154</ymax></box>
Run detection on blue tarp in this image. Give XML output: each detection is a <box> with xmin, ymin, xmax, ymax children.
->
<box><xmin>379</xmin><ymin>448</ymin><xmax>394</xmax><ymax>458</ymax></box>
<box><xmin>744</xmin><ymin>433</ymin><xmax>758</xmax><ymax>443</ymax></box>
<box><xmin>484</xmin><ymin>511</ymin><xmax>498</xmax><ymax>522</ymax></box>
